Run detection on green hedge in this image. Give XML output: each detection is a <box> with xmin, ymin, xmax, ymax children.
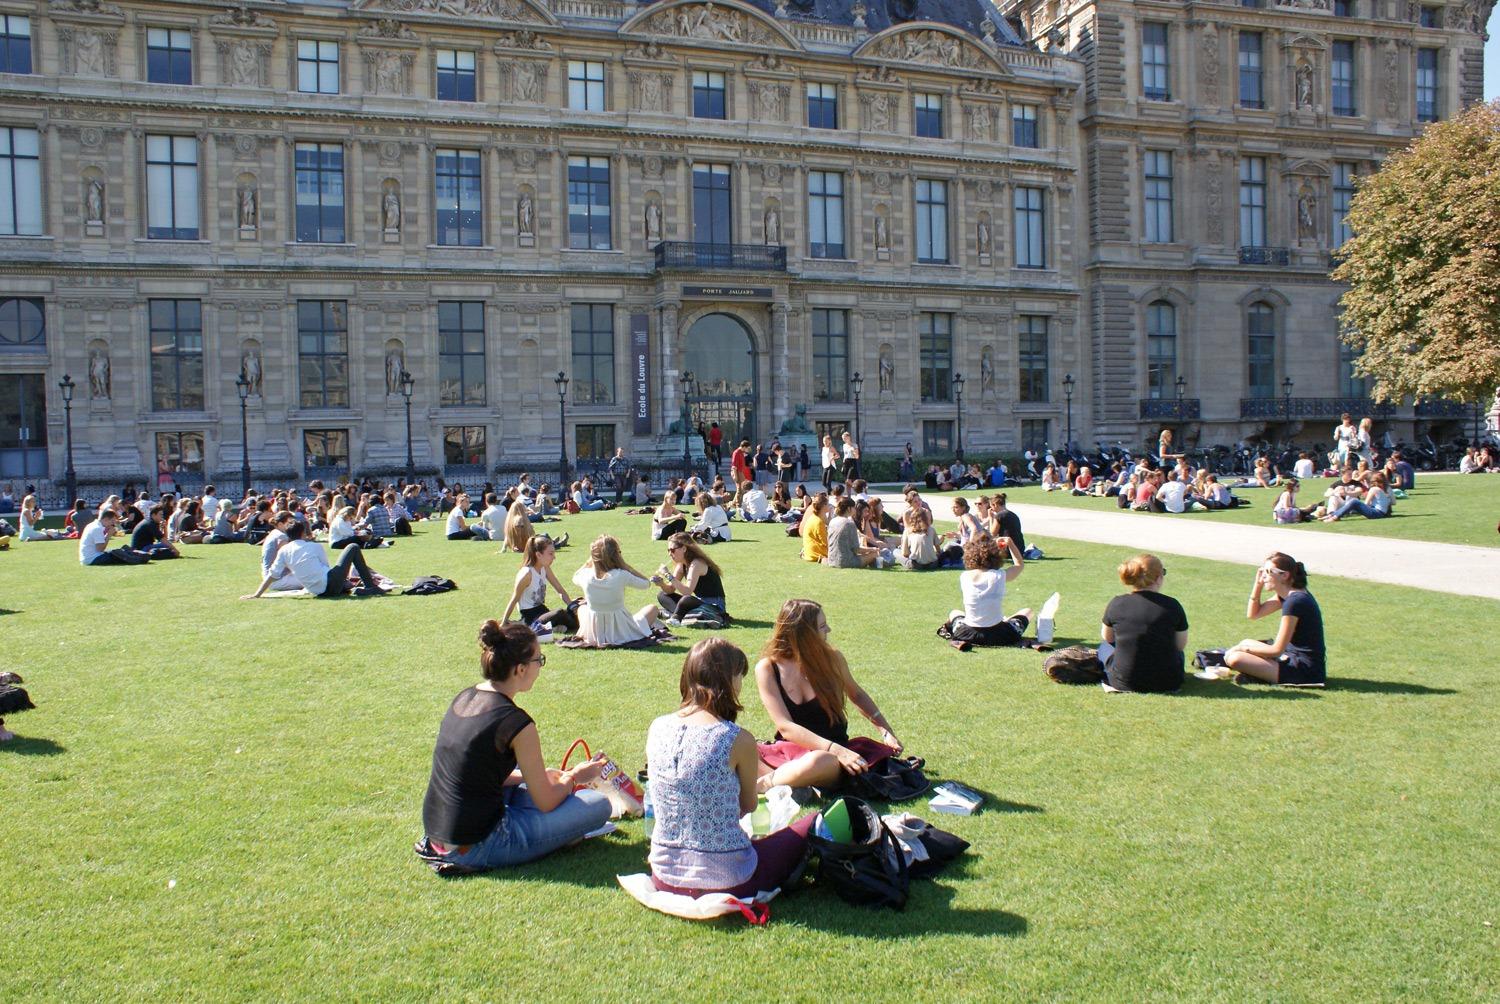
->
<box><xmin>857</xmin><ymin>453</ymin><xmax>1028</xmax><ymax>484</ymax></box>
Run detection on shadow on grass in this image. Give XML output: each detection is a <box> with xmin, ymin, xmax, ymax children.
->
<box><xmin>2</xmin><ymin>735</ymin><xmax>66</xmax><ymax>756</ymax></box>
<box><xmin>0</xmin><ymin>608</ymin><xmax>17</xmax><ymax>615</ymax></box>
<box><xmin>782</xmin><ymin>870</ymin><xmax>1028</xmax><ymax>939</ymax></box>
<box><xmin>1176</xmin><ymin>681</ymin><xmax>1319</xmax><ymax>700</ymax></box>
<box><xmin>1330</xmin><ymin>677</ymin><xmax>1457</xmax><ymax>696</ymax></box>
<box><xmin>724</xmin><ymin>618</ymin><xmax>775</xmax><ymax>630</ymax></box>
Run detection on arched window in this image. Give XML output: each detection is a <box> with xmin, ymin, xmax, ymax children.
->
<box><xmin>1247</xmin><ymin>302</ymin><xmax>1276</xmax><ymax>398</ymax></box>
<box><xmin>1146</xmin><ymin>300</ymin><xmax>1176</xmax><ymax>399</ymax></box>
<box><xmin>0</xmin><ymin>297</ymin><xmax>44</xmax><ymax>350</ymax></box>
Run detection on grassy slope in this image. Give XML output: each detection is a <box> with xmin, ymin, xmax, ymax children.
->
<box><xmin>915</xmin><ymin>474</ymin><xmax>1500</xmax><ymax>549</ymax></box>
<box><xmin>3</xmin><ymin>512</ymin><xmax>1497</xmax><ymax>1002</ymax></box>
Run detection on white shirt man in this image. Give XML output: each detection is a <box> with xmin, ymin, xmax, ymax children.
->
<box><xmin>740</xmin><ymin>485</ymin><xmax>771</xmax><ymax>522</ymax></box>
<box><xmin>1156</xmin><ymin>478</ymin><xmax>1190</xmax><ymax>514</ymax></box>
<box><xmin>477</xmin><ymin>498</ymin><xmax>507</xmax><ymax>540</ymax></box>
<box><xmin>268</xmin><ymin>538</ymin><xmax>335</xmax><ymax>595</ymax></box>
<box><xmin>201</xmin><ymin>491</ymin><xmax>221</xmax><ymax>523</ymax></box>
<box><xmin>1293</xmin><ymin>456</ymin><xmax>1316</xmax><ymax>479</ymax></box>
<box><xmin>78</xmin><ymin>514</ymin><xmax>114</xmax><ymax>564</ymax></box>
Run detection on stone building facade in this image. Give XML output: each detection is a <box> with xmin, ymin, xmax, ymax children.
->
<box><xmin>0</xmin><ymin>0</ymin><xmax>1087</xmax><ymax>489</ymax></box>
<box><xmin>1006</xmin><ymin>0</ymin><xmax>1492</xmax><ymax>446</ymax></box>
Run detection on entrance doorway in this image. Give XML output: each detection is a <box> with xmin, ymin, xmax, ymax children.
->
<box><xmin>683</xmin><ymin>313</ymin><xmax>756</xmax><ymax>446</ymax></box>
<box><xmin>0</xmin><ymin>373</ymin><xmax>47</xmax><ymax>479</ymax></box>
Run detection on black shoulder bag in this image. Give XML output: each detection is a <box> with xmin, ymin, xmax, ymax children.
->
<box><xmin>808</xmin><ymin>796</ymin><xmax>910</xmax><ymax>910</ymax></box>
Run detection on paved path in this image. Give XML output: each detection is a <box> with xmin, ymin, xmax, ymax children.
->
<box><xmin>877</xmin><ymin>494</ymin><xmax>1500</xmax><ymax>601</ymax></box>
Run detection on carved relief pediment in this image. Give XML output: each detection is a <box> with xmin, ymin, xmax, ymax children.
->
<box><xmin>620</xmin><ymin>0</ymin><xmax>800</xmax><ymax>51</ymax></box>
<box><xmin>1280</xmin><ymin>32</ymin><xmax>1328</xmax><ymax>51</ymax></box>
<box><xmin>855</xmin><ymin>24</ymin><xmax>1008</xmax><ymax>76</ymax></box>
<box><xmin>350</xmin><ymin>0</ymin><xmax>557</xmax><ymax>27</ymax></box>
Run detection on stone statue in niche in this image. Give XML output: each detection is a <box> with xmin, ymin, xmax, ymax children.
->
<box><xmin>85</xmin><ymin>177</ymin><xmax>104</xmax><ymax>223</ymax></box>
<box><xmin>645</xmin><ymin>199</ymin><xmax>662</xmax><ymax>243</ymax></box>
<box><xmin>977</xmin><ymin>216</ymin><xmax>992</xmax><ymax>257</ymax></box>
<box><xmin>981</xmin><ymin>348</ymin><xmax>994</xmax><ymax>393</ymax></box>
<box><xmin>1297</xmin><ymin>187</ymin><xmax>1318</xmax><ymax>239</ymax></box>
<box><xmin>764</xmin><ymin>206</ymin><xmax>781</xmax><ymax>245</ymax></box>
<box><xmin>878</xmin><ymin>349</ymin><xmax>894</xmax><ymax>393</ymax></box>
<box><xmin>383</xmin><ymin>185</ymin><xmax>401</xmax><ymax>232</ymax></box>
<box><xmin>374</xmin><ymin>51</ymin><xmax>405</xmax><ymax>95</ymax></box>
<box><xmin>240</xmin><ymin>347</ymin><xmax>262</xmax><ymax>396</ymax></box>
<box><xmin>238</xmin><ymin>184</ymin><xmax>257</xmax><ymax>229</ymax></box>
<box><xmin>874</xmin><ymin>211</ymin><xmax>890</xmax><ymax>251</ymax></box>
<box><xmin>75</xmin><ymin>30</ymin><xmax>105</xmax><ymax>76</ymax></box>
<box><xmin>89</xmin><ymin>347</ymin><xmax>111</xmax><ymax>399</ymax></box>
<box><xmin>229</xmin><ymin>40</ymin><xmax>260</xmax><ymax>86</ymax></box>
<box><xmin>385</xmin><ymin>347</ymin><xmax>405</xmax><ymax>395</ymax></box>
<box><xmin>518</xmin><ymin>192</ymin><xmax>534</xmax><ymax>236</ymax></box>
<box><xmin>513</xmin><ymin>61</ymin><xmax>542</xmax><ymax>103</ymax></box>
<box><xmin>1295</xmin><ymin>62</ymin><xmax>1314</xmax><ymax>110</ymax></box>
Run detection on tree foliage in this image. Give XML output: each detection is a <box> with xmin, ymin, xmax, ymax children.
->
<box><xmin>1333</xmin><ymin>100</ymin><xmax>1500</xmax><ymax>404</ymax></box>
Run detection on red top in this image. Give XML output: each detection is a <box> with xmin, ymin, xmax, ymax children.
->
<box><xmin>731</xmin><ymin>447</ymin><xmax>750</xmax><ymax>482</ymax></box>
<box><xmin>708</xmin><ymin>426</ymin><xmax>723</xmax><ymax>446</ymax></box>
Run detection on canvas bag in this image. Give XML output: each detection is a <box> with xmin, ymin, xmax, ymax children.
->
<box><xmin>808</xmin><ymin>797</ymin><xmax>910</xmax><ymax>910</ymax></box>
<box><xmin>561</xmin><ymin>739</ymin><xmax>644</xmax><ymax>818</ymax></box>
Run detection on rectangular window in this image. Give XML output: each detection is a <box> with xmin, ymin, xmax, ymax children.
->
<box><xmin>1419</xmin><ymin>5</ymin><xmax>1440</xmax><ymax>27</ymax></box>
<box><xmin>296</xmin><ymin>39</ymin><xmax>339</xmax><ymax>94</ymax></box>
<box><xmin>145</xmin><ymin>135</ymin><xmax>199</xmax><ymax>240</ymax></box>
<box><xmin>692</xmin><ymin>163</ymin><xmax>732</xmax><ymax>247</ymax></box>
<box><xmin>1416</xmin><ymin>48</ymin><xmax>1439</xmax><ymax>122</ymax></box>
<box><xmin>148</xmin><ymin>299</ymin><xmax>203</xmax><ymax>411</ymax></box>
<box><xmin>1334</xmin><ymin>0</ymin><xmax>1353</xmax><ymax>14</ymax></box>
<box><xmin>0</xmin><ymin>127</ymin><xmax>41</xmax><ymax>237</ymax></box>
<box><xmin>919</xmin><ymin>312</ymin><xmax>952</xmax><ymax>403</ymax></box>
<box><xmin>807</xmin><ymin>82</ymin><xmax>838</xmax><ymax>129</ymax></box>
<box><xmin>1020</xmin><ymin>418</ymin><xmax>1050</xmax><ymax>453</ymax></box>
<box><xmin>575</xmin><ymin>424</ymin><xmax>615</xmax><ymax>462</ymax></box>
<box><xmin>1339</xmin><ymin>338</ymin><xmax>1367</xmax><ymax>398</ymax></box>
<box><xmin>1247</xmin><ymin>305</ymin><xmax>1276</xmax><ymax>399</ymax></box>
<box><xmin>294</xmin><ymin>142</ymin><xmax>344</xmax><ymax>244</ymax></box>
<box><xmin>811</xmin><ymin>308</ymin><xmax>848</xmax><ymax>402</ymax></box>
<box><xmin>922</xmin><ymin>420</ymin><xmax>954</xmax><ymax>455</ymax></box>
<box><xmin>1014</xmin><ymin>186</ymin><xmax>1046</xmax><ymax>268</ymax></box>
<box><xmin>567</xmin><ymin>155</ymin><xmax>611</xmax><ymax>250</ymax></box>
<box><xmin>297</xmin><ymin>300</ymin><xmax>349</xmax><ymax>409</ymax></box>
<box><xmin>692</xmin><ymin>70</ymin><xmax>726</xmax><ymax>119</ymax></box>
<box><xmin>568</xmin><ymin>59</ymin><xmax>605</xmax><ymax>111</ymax></box>
<box><xmin>915</xmin><ymin>178</ymin><xmax>949</xmax><ymax>264</ymax></box>
<box><xmin>1239</xmin><ymin>156</ymin><xmax>1266</xmax><ymax>248</ymax></box>
<box><xmin>1143</xmin><ymin>151</ymin><xmax>1173</xmax><ymax>244</ymax></box>
<box><xmin>437</xmin><ymin>301</ymin><xmax>486</xmax><ymax>406</ymax></box>
<box><xmin>914</xmin><ymin>92</ymin><xmax>943</xmax><ymax>138</ymax></box>
<box><xmin>1333</xmin><ymin>162</ymin><xmax>1357</xmax><ymax>248</ymax></box>
<box><xmin>0</xmin><ymin>15</ymin><xmax>31</xmax><ymax>74</ymax></box>
<box><xmin>435</xmin><ymin>49</ymin><xmax>476</xmax><ymax>102</ymax></box>
<box><xmin>807</xmin><ymin>171</ymin><xmax>845</xmax><ymax>258</ymax></box>
<box><xmin>1238</xmin><ymin>32</ymin><xmax>1263</xmax><ymax>109</ymax></box>
<box><xmin>443</xmin><ymin>426</ymin><xmax>487</xmax><ymax>467</ymax></box>
<box><xmin>156</xmin><ymin>431</ymin><xmax>205</xmax><ymax>476</ymax></box>
<box><xmin>435</xmin><ymin>148</ymin><xmax>483</xmax><ymax>247</ymax></box>
<box><xmin>571</xmin><ymin>303</ymin><xmax>614</xmax><ymax>405</ymax></box>
<box><xmin>1146</xmin><ymin>301</ymin><xmax>1177</xmax><ymax>399</ymax></box>
<box><xmin>303</xmin><ymin>429</ymin><xmax>349</xmax><ymax>471</ymax></box>
<box><xmin>1239</xmin><ymin>0</ymin><xmax>1262</xmax><ymax>7</ymax></box>
<box><xmin>1332</xmin><ymin>40</ymin><xmax>1357</xmax><ymax>116</ymax></box>
<box><xmin>1141</xmin><ymin>23</ymin><xmax>1170</xmax><ymax>101</ymax></box>
<box><xmin>146</xmin><ymin>28</ymin><xmax>193</xmax><ymax>85</ymax></box>
<box><xmin>1018</xmin><ymin>315</ymin><xmax>1050</xmax><ymax>404</ymax></box>
<box><xmin>1011</xmin><ymin>105</ymin><xmax>1039</xmax><ymax>148</ymax></box>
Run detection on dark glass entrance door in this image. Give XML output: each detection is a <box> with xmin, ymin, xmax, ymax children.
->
<box><xmin>684</xmin><ymin>313</ymin><xmax>756</xmax><ymax>445</ymax></box>
<box><xmin>0</xmin><ymin>373</ymin><xmax>47</xmax><ymax>478</ymax></box>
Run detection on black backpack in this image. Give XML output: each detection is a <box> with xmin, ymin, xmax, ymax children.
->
<box><xmin>808</xmin><ymin>797</ymin><xmax>910</xmax><ymax>910</ymax></box>
<box><xmin>845</xmin><ymin>755</ymin><xmax>932</xmax><ymax>802</ymax></box>
<box><xmin>407</xmin><ymin>576</ymin><xmax>458</xmax><ymax>595</ymax></box>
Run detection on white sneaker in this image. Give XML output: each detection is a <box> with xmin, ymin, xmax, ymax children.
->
<box><xmin>532</xmin><ymin>626</ymin><xmax>556</xmax><ymax>644</ymax></box>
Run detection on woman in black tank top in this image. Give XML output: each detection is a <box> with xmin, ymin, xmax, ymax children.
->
<box><xmin>751</xmin><ymin>599</ymin><xmax>904</xmax><ymax>793</ymax></box>
<box><xmin>655</xmin><ymin>532</ymin><xmax>729</xmax><ymax>622</ymax></box>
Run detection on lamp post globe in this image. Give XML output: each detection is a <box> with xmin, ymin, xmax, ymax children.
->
<box><xmin>58</xmin><ymin>374</ymin><xmax>76</xmax><ymax>508</ymax></box>
<box><xmin>235</xmin><ymin>375</ymin><xmax>251</xmax><ymax>499</ymax></box>
<box><xmin>1282</xmin><ymin>377</ymin><xmax>1295</xmax><ymax>425</ymax></box>
<box><xmin>554</xmin><ymin>372</ymin><xmax>570</xmax><ymax>485</ymax></box>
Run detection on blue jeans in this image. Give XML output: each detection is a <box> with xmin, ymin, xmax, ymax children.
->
<box><xmin>577</xmin><ymin>500</ymin><xmax>607</xmax><ymax>512</ymax></box>
<box><xmin>1331</xmin><ymin>498</ymin><xmax>1389</xmax><ymax>519</ymax></box>
<box><xmin>437</xmin><ymin>786</ymin><xmax>611</xmax><ymax>871</ymax></box>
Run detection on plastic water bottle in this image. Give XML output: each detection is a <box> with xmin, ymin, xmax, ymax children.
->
<box><xmin>641</xmin><ymin>780</ymin><xmax>655</xmax><ymax>838</ymax></box>
<box><xmin>750</xmin><ymin>797</ymin><xmax>771</xmax><ymax>837</ymax></box>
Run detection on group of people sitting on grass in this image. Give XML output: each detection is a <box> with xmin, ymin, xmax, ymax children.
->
<box><xmin>1273</xmin><ymin>468</ymin><xmax>1398</xmax><ymax>524</ymax></box>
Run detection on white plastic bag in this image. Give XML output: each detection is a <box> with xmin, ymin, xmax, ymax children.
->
<box><xmin>1036</xmin><ymin>591</ymin><xmax>1061</xmax><ymax>644</ymax></box>
<box><xmin>738</xmin><ymin>784</ymin><xmax>799</xmax><ymax>836</ymax></box>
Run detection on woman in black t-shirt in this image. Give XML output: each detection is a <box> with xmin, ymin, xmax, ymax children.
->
<box><xmin>416</xmin><ymin>621</ymin><xmax>611</xmax><ymax>874</ymax></box>
<box><xmin>1100</xmin><ymin>553</ymin><xmax>1189</xmax><ymax>692</ymax></box>
<box><xmin>1226</xmin><ymin>552</ymin><xmax>1327</xmax><ymax>686</ymax></box>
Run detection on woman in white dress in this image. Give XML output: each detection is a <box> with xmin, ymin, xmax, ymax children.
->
<box><xmin>570</xmin><ymin>535</ymin><xmax>664</xmax><ymax>647</ymax></box>
<box><xmin>820</xmin><ymin>434</ymin><xmax>838</xmax><ymax>492</ymax></box>
<box><xmin>19</xmin><ymin>495</ymin><xmax>66</xmax><ymax>541</ymax></box>
<box><xmin>692</xmin><ymin>493</ymin><xmax>732</xmax><ymax>543</ymax></box>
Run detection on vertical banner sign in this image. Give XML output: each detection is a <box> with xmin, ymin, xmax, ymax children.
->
<box><xmin>631</xmin><ymin>313</ymin><xmax>651</xmax><ymax>436</ymax></box>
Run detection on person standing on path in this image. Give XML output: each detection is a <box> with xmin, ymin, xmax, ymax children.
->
<box><xmin>608</xmin><ymin>447</ymin><xmax>631</xmax><ymax>504</ymax></box>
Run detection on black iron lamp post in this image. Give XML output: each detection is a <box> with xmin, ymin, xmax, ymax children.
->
<box><xmin>850</xmin><ymin>370</ymin><xmax>863</xmax><ymax>453</ymax></box>
<box><xmin>555</xmin><ymin>371</ymin><xmax>570</xmax><ymax>485</ymax></box>
<box><xmin>400</xmin><ymin>369</ymin><xmax>416</xmax><ymax>483</ymax></box>
<box><xmin>953</xmin><ymin>372</ymin><xmax>966</xmax><ymax>462</ymax></box>
<box><xmin>58</xmin><ymin>373</ymin><xmax>76</xmax><ymax>507</ymax></box>
<box><xmin>1063</xmin><ymin>372</ymin><xmax>1076</xmax><ymax>451</ymax></box>
<box><xmin>1175</xmin><ymin>375</ymin><xmax>1187</xmax><ymax>422</ymax></box>
<box><xmin>1282</xmin><ymin>377</ymin><xmax>1295</xmax><ymax>425</ymax></box>
<box><xmin>680</xmin><ymin>370</ymin><xmax>695</xmax><ymax>476</ymax></box>
<box><xmin>235</xmin><ymin>374</ymin><xmax>251</xmax><ymax>498</ymax></box>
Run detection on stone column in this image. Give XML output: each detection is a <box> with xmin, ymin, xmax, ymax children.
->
<box><xmin>771</xmin><ymin>301</ymin><xmax>788</xmax><ymax>428</ymax></box>
<box><xmin>659</xmin><ymin>300</ymin><xmax>679</xmax><ymax>432</ymax></box>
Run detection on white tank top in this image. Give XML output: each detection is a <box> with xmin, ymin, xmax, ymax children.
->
<box><xmin>520</xmin><ymin>566</ymin><xmax>547</xmax><ymax>609</ymax></box>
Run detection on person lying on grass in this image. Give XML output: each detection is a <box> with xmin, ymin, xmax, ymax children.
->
<box><xmin>648</xmin><ymin>637</ymin><xmax>817</xmax><ymax>899</ymax></box>
<box><xmin>417</xmin><ymin>620</ymin><xmax>610</xmax><ymax>873</ymax></box>
<box><xmin>942</xmin><ymin>535</ymin><xmax>1032</xmax><ymax>648</ymax></box>
<box><xmin>242</xmin><ymin>521</ymin><xmax>388</xmax><ymax>598</ymax></box>
<box><xmin>754</xmin><ymin>599</ymin><xmax>902</xmax><ymax>794</ymax></box>
<box><xmin>1321</xmin><ymin>471</ymin><xmax>1393</xmax><ymax>522</ymax></box>
<box><xmin>1223</xmin><ymin>552</ymin><xmax>1326</xmax><ymax>686</ymax></box>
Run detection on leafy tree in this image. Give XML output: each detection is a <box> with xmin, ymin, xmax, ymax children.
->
<box><xmin>1334</xmin><ymin>101</ymin><xmax>1500</xmax><ymax>404</ymax></box>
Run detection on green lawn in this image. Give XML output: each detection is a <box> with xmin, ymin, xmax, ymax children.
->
<box><xmin>4</xmin><ymin>512</ymin><xmax>1497</xmax><ymax>1001</ymax></box>
<box><xmin>916</xmin><ymin>473</ymin><xmax>1500</xmax><ymax>549</ymax></box>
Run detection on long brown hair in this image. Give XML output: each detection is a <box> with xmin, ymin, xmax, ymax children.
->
<box><xmin>522</xmin><ymin>534</ymin><xmax>554</xmax><ymax>568</ymax></box>
<box><xmin>504</xmin><ymin>503</ymin><xmax>534</xmax><ymax>551</ymax></box>
<box><xmin>589</xmin><ymin>534</ymin><xmax>625</xmax><ymax>573</ymax></box>
<box><xmin>667</xmin><ymin>531</ymin><xmax>721</xmax><ymax>578</ymax></box>
<box><xmin>762</xmin><ymin>599</ymin><xmax>847</xmax><ymax>725</ymax></box>
<box><xmin>679</xmin><ymin>637</ymin><xmax>748</xmax><ymax>722</ymax></box>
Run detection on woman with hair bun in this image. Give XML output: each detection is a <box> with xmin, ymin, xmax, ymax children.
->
<box><xmin>416</xmin><ymin>621</ymin><xmax>611</xmax><ymax>873</ymax></box>
<box><xmin>1098</xmin><ymin>553</ymin><xmax>1190</xmax><ymax>692</ymax></box>
<box><xmin>1225</xmin><ymin>552</ymin><xmax>1326</xmax><ymax>686</ymax></box>
<box><xmin>646</xmin><ymin>638</ymin><xmax>817</xmax><ymax>898</ymax></box>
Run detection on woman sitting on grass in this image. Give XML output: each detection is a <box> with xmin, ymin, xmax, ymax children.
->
<box><xmin>570</xmin><ymin>480</ymin><xmax>608</xmax><ymax>512</ymax></box>
<box><xmin>417</xmin><ymin>621</ymin><xmax>611</xmax><ymax>874</ymax></box>
<box><xmin>898</xmin><ymin>505</ymin><xmax>940</xmax><ymax>571</ymax></box>
<box><xmin>570</xmin><ymin>535</ymin><xmax>665</xmax><ymax>647</ymax></box>
<box><xmin>652</xmin><ymin>491</ymin><xmax>688</xmax><ymax>541</ymax></box>
<box><xmin>800</xmin><ymin>493</ymin><xmax>829</xmax><ymax>561</ymax></box>
<box><xmin>942</xmin><ymin>535</ymin><xmax>1031</xmax><ymax>648</ymax></box>
<box><xmin>754</xmin><ymin>599</ymin><xmax>903</xmax><ymax>793</ymax></box>
<box><xmin>1224</xmin><ymin>552</ymin><xmax>1326</xmax><ymax>686</ymax></box>
<box><xmin>18</xmin><ymin>495</ymin><xmax>66</xmax><ymax>541</ymax></box>
<box><xmin>1097</xmin><ymin>554</ymin><xmax>1189</xmax><ymax>693</ymax></box>
<box><xmin>500</xmin><ymin>536</ymin><xmax>579</xmax><ymax>638</ymax></box>
<box><xmin>1321</xmin><ymin>471</ymin><xmax>1393</xmax><ymax>522</ymax></box>
<box><xmin>502</xmin><ymin>500</ymin><xmax>534</xmax><ymax>553</ymax></box>
<box><xmin>445</xmin><ymin>494</ymin><xmax>479</xmax><ymax>540</ymax></box>
<box><xmin>655</xmin><ymin>532</ymin><xmax>729</xmax><ymax>623</ymax></box>
<box><xmin>1040</xmin><ymin>462</ymin><xmax>1062</xmax><ymax>492</ymax></box>
<box><xmin>1272</xmin><ymin>478</ymin><xmax>1317</xmax><ymax>524</ymax></box>
<box><xmin>692</xmin><ymin>492</ymin><xmax>732</xmax><ymax>543</ymax></box>
<box><xmin>647</xmin><ymin>638</ymin><xmax>817</xmax><ymax>899</ymax></box>
<box><xmin>769</xmin><ymin>481</ymin><xmax>793</xmax><ymax>519</ymax></box>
